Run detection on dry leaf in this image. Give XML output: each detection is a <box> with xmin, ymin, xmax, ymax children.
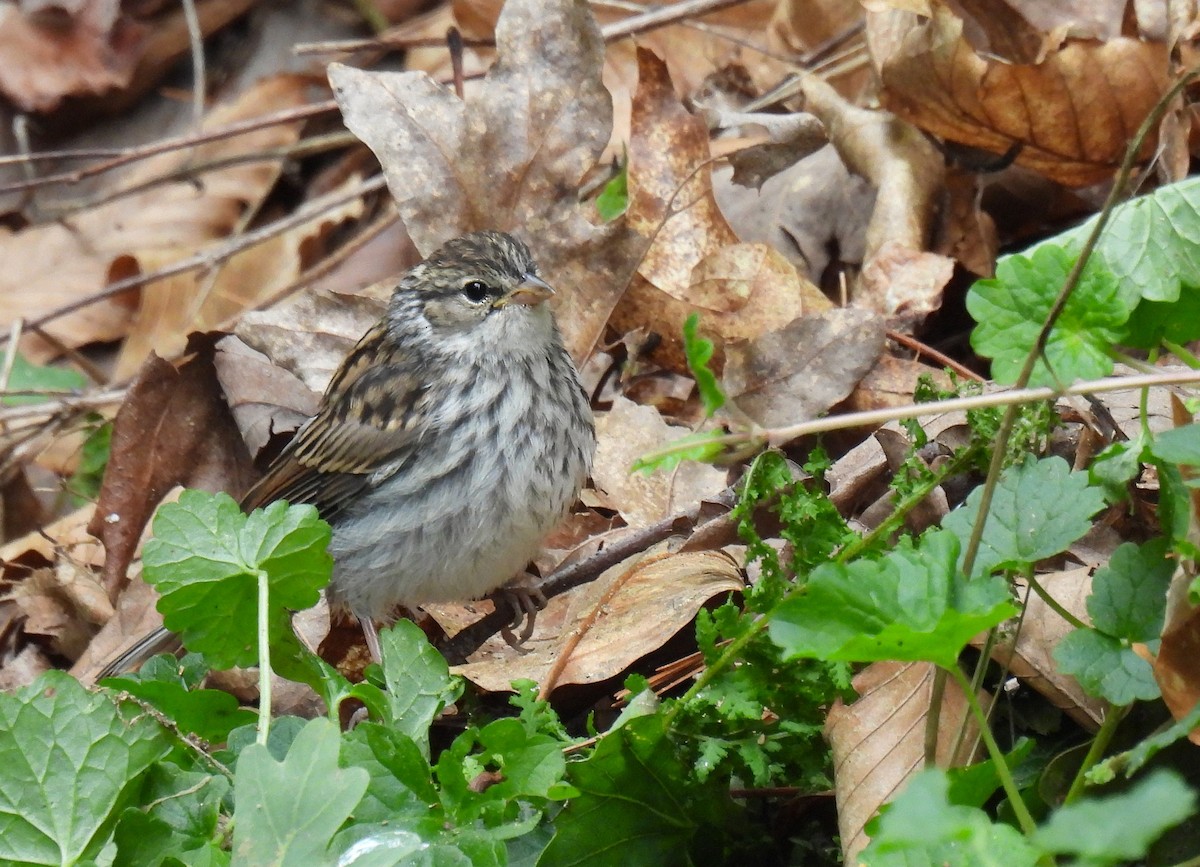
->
<box><xmin>867</xmin><ymin>3</ymin><xmax>1173</xmax><ymax>186</ymax></box>
<box><xmin>723</xmin><ymin>308</ymin><xmax>886</xmax><ymax>430</ymax></box>
<box><xmin>825</xmin><ymin>660</ymin><xmax>982</xmax><ymax>862</ymax></box>
<box><xmin>591</xmin><ymin>396</ymin><xmax>727</xmax><ymax>528</ymax></box>
<box><xmin>87</xmin><ymin>341</ymin><xmax>257</xmax><ymax>599</ymax></box>
<box><xmin>442</xmin><ymin>549</ymin><xmax>743</xmax><ymax>693</ymax></box>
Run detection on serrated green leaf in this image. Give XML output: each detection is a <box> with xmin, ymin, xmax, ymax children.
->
<box><xmin>943</xmin><ymin>455</ymin><xmax>1104</xmax><ymax>577</ymax></box>
<box><xmin>1047</xmin><ymin>175</ymin><xmax>1200</xmax><ymax>307</ymax></box>
<box><xmin>142</xmin><ymin>490</ymin><xmax>332</xmax><ymax>670</ymax></box>
<box><xmin>966</xmin><ymin>245</ymin><xmax>1126</xmax><ymax>386</ymax></box>
<box><xmin>1151</xmin><ymin>422</ymin><xmax>1200</xmax><ymax>465</ymax></box>
<box><xmin>1033</xmin><ymin>770</ymin><xmax>1196</xmax><ymax>863</ymax></box>
<box><xmin>1119</xmin><ymin>698</ymin><xmax>1200</xmax><ymax>776</ymax></box>
<box><xmin>1089</xmin><ymin>438</ymin><xmax>1145</xmax><ymax>502</ymax></box>
<box><xmin>1088</xmin><ymin>538</ymin><xmax>1173</xmax><ymax>642</ymax></box>
<box><xmin>860</xmin><ymin>769</ymin><xmax>1039</xmax><ymax>867</ymax></box>
<box><xmin>114</xmin><ymin>764</ymin><xmax>230</xmax><ymax>867</ymax></box>
<box><xmin>1053</xmin><ymin>628</ymin><xmax>1160</xmax><ymax>705</ymax></box>
<box><xmin>683</xmin><ymin>313</ymin><xmax>725</xmax><ymax>417</ymax></box>
<box><xmin>232</xmin><ymin>718</ymin><xmax>369</xmax><ymax>866</ymax></box>
<box><xmin>769</xmin><ymin>530</ymin><xmax>1016</xmax><ymax>669</ymax></box>
<box><xmin>0</xmin><ymin>671</ymin><xmax>170</xmax><ymax>865</ymax></box>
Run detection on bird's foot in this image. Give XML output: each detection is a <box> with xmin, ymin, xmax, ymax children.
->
<box><xmin>497</xmin><ymin>572</ymin><xmax>546</xmax><ymax>648</ymax></box>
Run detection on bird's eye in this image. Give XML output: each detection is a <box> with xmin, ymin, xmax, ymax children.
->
<box><xmin>462</xmin><ymin>280</ymin><xmax>491</xmax><ymax>303</ymax></box>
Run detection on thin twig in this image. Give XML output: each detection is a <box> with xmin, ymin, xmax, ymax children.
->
<box><xmin>180</xmin><ymin>0</ymin><xmax>207</xmax><ymax>129</ymax></box>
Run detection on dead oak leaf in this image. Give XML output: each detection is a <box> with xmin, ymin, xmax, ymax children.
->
<box><xmin>329</xmin><ymin>0</ymin><xmax>639</xmax><ymax>361</ymax></box>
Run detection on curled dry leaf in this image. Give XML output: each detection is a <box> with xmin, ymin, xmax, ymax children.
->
<box><xmin>444</xmin><ymin>549</ymin><xmax>743</xmax><ymax>694</ymax></box>
<box><xmin>825</xmin><ymin>660</ymin><xmax>981</xmax><ymax>863</ymax></box>
<box><xmin>591</xmin><ymin>396</ymin><xmax>728</xmax><ymax>528</ymax></box>
<box><xmin>713</xmin><ymin>144</ymin><xmax>875</xmax><ymax>279</ymax></box>
<box><xmin>705</xmin><ymin>109</ymin><xmax>827</xmax><ymax>190</ymax></box>
<box><xmin>1155</xmin><ymin>562</ymin><xmax>1200</xmax><ymax>745</ymax></box>
<box><xmin>8</xmin><ymin>562</ymin><xmax>112</xmax><ymax>660</ymax></box>
<box><xmin>866</xmin><ymin>3</ymin><xmax>1172</xmax><ymax>187</ymax></box>
<box><xmin>723</xmin><ymin>308</ymin><xmax>886</xmax><ymax>430</ymax></box>
<box><xmin>213</xmin><ymin>336</ymin><xmax>320</xmax><ymax>459</ymax></box>
<box><xmin>87</xmin><ymin>342</ymin><xmax>257</xmax><ymax>600</ymax></box>
<box><xmin>329</xmin><ymin>0</ymin><xmax>638</xmax><ymax>361</ymax></box>
<box><xmin>234</xmin><ymin>281</ymin><xmax>389</xmax><ymax>395</ymax></box>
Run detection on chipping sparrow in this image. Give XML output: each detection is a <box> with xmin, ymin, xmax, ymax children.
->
<box><xmin>99</xmin><ymin>230</ymin><xmax>595</xmax><ymax>672</ymax></box>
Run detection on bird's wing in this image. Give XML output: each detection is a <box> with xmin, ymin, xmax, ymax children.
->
<box><xmin>240</xmin><ymin>322</ymin><xmax>432</xmax><ymax>522</ymax></box>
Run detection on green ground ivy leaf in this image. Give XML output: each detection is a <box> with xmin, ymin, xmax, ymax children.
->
<box><xmin>860</xmin><ymin>769</ymin><xmax>1039</xmax><ymax>867</ymax></box>
<box><xmin>1048</xmin><ymin>175</ymin><xmax>1200</xmax><ymax>308</ymax></box>
<box><xmin>232</xmin><ymin>718</ymin><xmax>369</xmax><ymax>867</ymax></box>
<box><xmin>1053</xmin><ymin>628</ymin><xmax>1159</xmax><ymax>705</ymax></box>
<box><xmin>142</xmin><ymin>490</ymin><xmax>332</xmax><ymax>670</ymax></box>
<box><xmin>1089</xmin><ymin>538</ymin><xmax>1173</xmax><ymax>641</ymax></box>
<box><xmin>0</xmin><ymin>671</ymin><xmax>170</xmax><ymax>866</ymax></box>
<box><xmin>595</xmin><ymin>160</ymin><xmax>628</xmax><ymax>221</ymax></box>
<box><xmin>769</xmin><ymin>529</ymin><xmax>1016</xmax><ymax>670</ymax></box>
<box><xmin>1151</xmin><ymin>422</ymin><xmax>1200</xmax><ymax>466</ymax></box>
<box><xmin>943</xmin><ymin>455</ymin><xmax>1104</xmax><ymax>578</ymax></box>
<box><xmin>101</xmin><ymin>675</ymin><xmax>256</xmax><ymax>744</ymax></box>
<box><xmin>1033</xmin><ymin>770</ymin><xmax>1196</xmax><ymax>864</ymax></box>
<box><xmin>683</xmin><ymin>313</ymin><xmax>725</xmax><ymax>417</ymax></box>
<box><xmin>631</xmin><ymin>429</ymin><xmax>726</xmax><ymax>474</ymax></box>
<box><xmin>966</xmin><ymin>244</ymin><xmax>1126</xmax><ymax>387</ymax></box>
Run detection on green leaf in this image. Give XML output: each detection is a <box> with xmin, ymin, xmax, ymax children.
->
<box><xmin>860</xmin><ymin>769</ymin><xmax>1039</xmax><ymax>867</ymax></box>
<box><xmin>1121</xmin><ymin>288</ymin><xmax>1200</xmax><ymax>348</ymax></box>
<box><xmin>1033</xmin><ymin>770</ymin><xmax>1197</xmax><ymax>863</ymax></box>
<box><xmin>69</xmin><ymin>418</ymin><xmax>112</xmax><ymax>503</ymax></box>
<box><xmin>942</xmin><ymin>455</ymin><xmax>1104</xmax><ymax>577</ymax></box>
<box><xmin>1088</xmin><ymin>538</ymin><xmax>1173</xmax><ymax>642</ymax></box>
<box><xmin>595</xmin><ymin>161</ymin><xmax>628</xmax><ymax>221</ymax></box>
<box><xmin>377</xmin><ymin>621</ymin><xmax>463</xmax><ymax>759</ymax></box>
<box><xmin>946</xmin><ymin>739</ymin><xmax>1036</xmax><ymax>808</ymax></box>
<box><xmin>540</xmin><ymin>716</ymin><xmax>750</xmax><ymax>866</ymax></box>
<box><xmin>683</xmin><ymin>313</ymin><xmax>725</xmax><ymax>417</ymax></box>
<box><xmin>1089</xmin><ymin>438</ymin><xmax>1145</xmax><ymax>502</ymax></box>
<box><xmin>0</xmin><ymin>353</ymin><xmax>87</xmax><ymax>405</ymax></box>
<box><xmin>1053</xmin><ymin>628</ymin><xmax>1160</xmax><ymax>705</ymax></box>
<box><xmin>101</xmin><ymin>675</ymin><xmax>256</xmax><ymax>744</ymax></box>
<box><xmin>1047</xmin><ymin>175</ymin><xmax>1200</xmax><ymax>307</ymax></box>
<box><xmin>631</xmin><ymin>429</ymin><xmax>726</xmax><ymax>474</ymax></box>
<box><xmin>1117</xmin><ymin>698</ymin><xmax>1200</xmax><ymax>776</ymax></box>
<box><xmin>232</xmin><ymin>718</ymin><xmax>369</xmax><ymax>866</ymax></box>
<box><xmin>0</xmin><ymin>671</ymin><xmax>170</xmax><ymax>865</ymax></box>
<box><xmin>1151</xmin><ymin>422</ymin><xmax>1200</xmax><ymax>465</ymax></box>
<box><xmin>114</xmin><ymin>765</ymin><xmax>231</xmax><ymax>867</ymax></box>
<box><xmin>966</xmin><ymin>244</ymin><xmax>1126</xmax><ymax>386</ymax></box>
<box><xmin>769</xmin><ymin>530</ymin><xmax>1016</xmax><ymax>670</ymax></box>
<box><xmin>142</xmin><ymin>490</ymin><xmax>333</xmax><ymax>670</ymax></box>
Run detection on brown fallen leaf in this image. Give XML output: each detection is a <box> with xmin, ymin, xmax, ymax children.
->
<box><xmin>591</xmin><ymin>397</ymin><xmax>728</xmax><ymax>528</ymax></box>
<box><xmin>0</xmin><ymin>74</ymin><xmax>312</xmax><ymax>355</ymax></box>
<box><xmin>825</xmin><ymin>660</ymin><xmax>982</xmax><ymax>863</ymax></box>
<box><xmin>328</xmin><ymin>0</ymin><xmax>639</xmax><ymax>362</ymax></box>
<box><xmin>87</xmin><ymin>340</ymin><xmax>257</xmax><ymax>600</ymax></box>
<box><xmin>440</xmin><ymin>548</ymin><xmax>743</xmax><ymax>694</ymax></box>
<box><xmin>867</xmin><ymin>2</ymin><xmax>1173</xmax><ymax>187</ymax></box>
<box><xmin>723</xmin><ymin>308</ymin><xmax>886</xmax><ymax>430</ymax></box>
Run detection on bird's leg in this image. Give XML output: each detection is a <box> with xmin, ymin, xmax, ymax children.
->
<box><xmin>497</xmin><ymin>571</ymin><xmax>547</xmax><ymax>647</ymax></box>
<box><xmin>359</xmin><ymin>616</ymin><xmax>383</xmax><ymax>662</ymax></box>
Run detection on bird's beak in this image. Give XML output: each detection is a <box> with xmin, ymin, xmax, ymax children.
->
<box><xmin>497</xmin><ymin>274</ymin><xmax>554</xmax><ymax>308</ymax></box>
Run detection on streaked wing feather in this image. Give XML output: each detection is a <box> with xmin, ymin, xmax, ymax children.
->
<box><xmin>239</xmin><ymin>323</ymin><xmax>430</xmax><ymax>522</ymax></box>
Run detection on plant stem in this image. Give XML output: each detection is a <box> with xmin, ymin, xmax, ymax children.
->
<box><xmin>950</xmin><ymin>667</ymin><xmax>1037</xmax><ymax>835</ymax></box>
<box><xmin>1026</xmin><ymin>573</ymin><xmax>1089</xmax><ymax>630</ymax></box>
<box><xmin>1063</xmin><ymin>703</ymin><xmax>1126</xmax><ymax>805</ymax></box>
<box><xmin>256</xmin><ymin>568</ymin><xmax>272</xmax><ymax>746</ymax></box>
